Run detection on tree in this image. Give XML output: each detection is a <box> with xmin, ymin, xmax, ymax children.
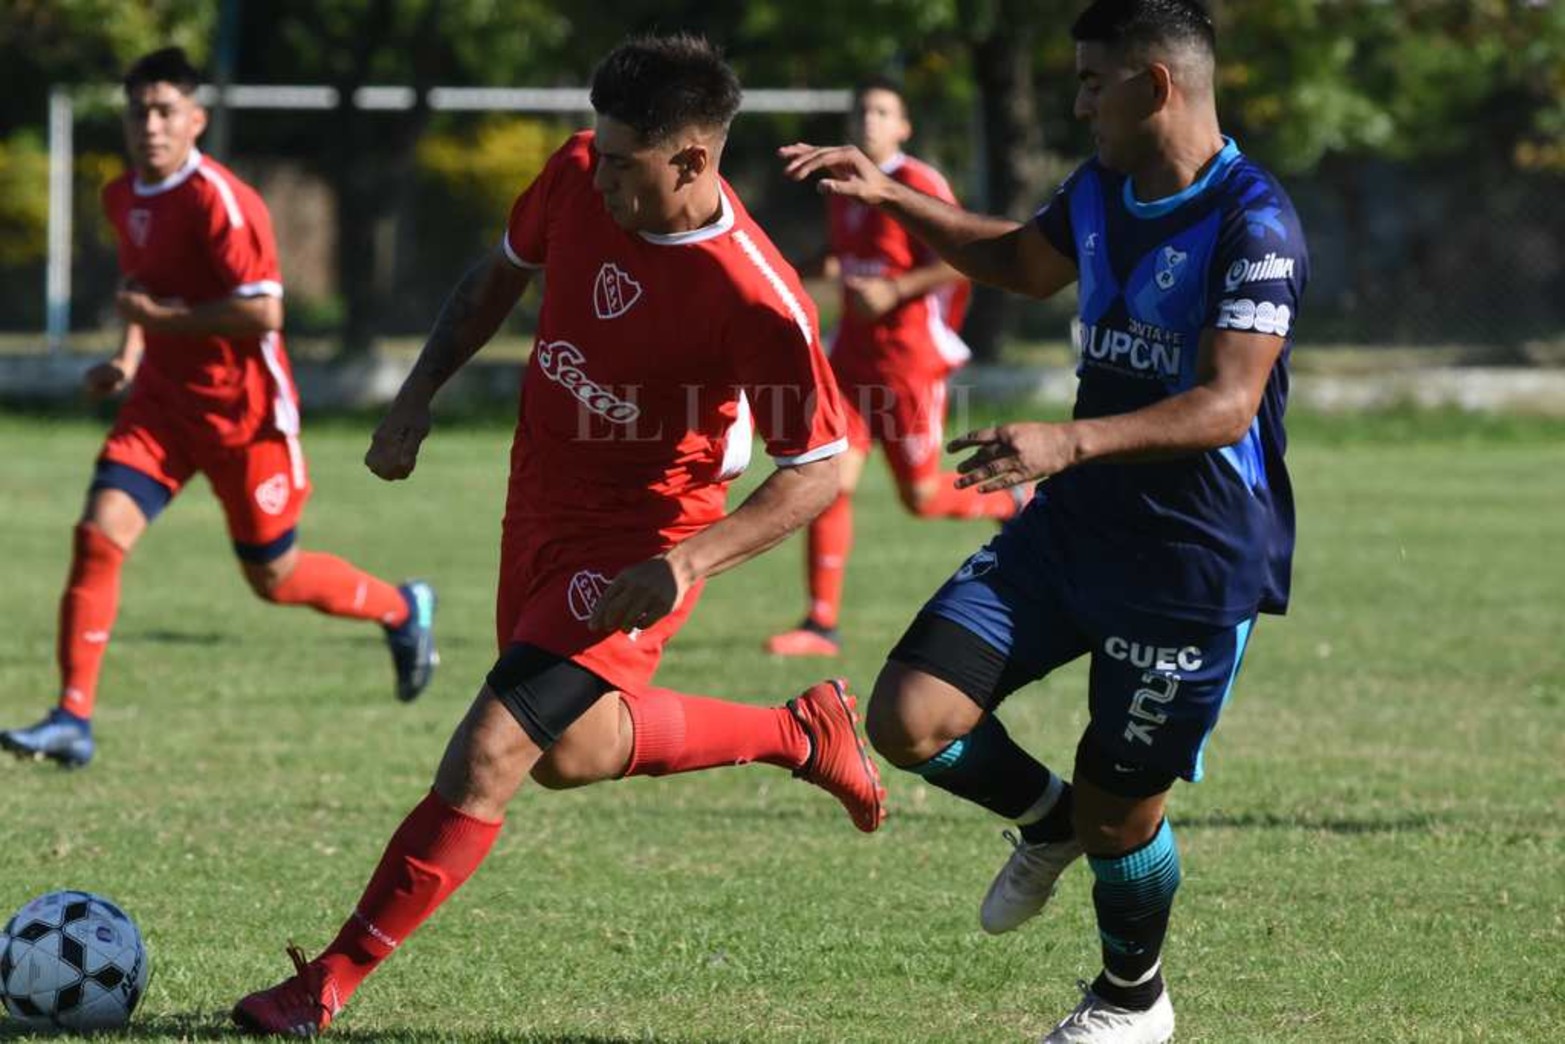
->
<box><xmin>233</xmin><ymin>0</ymin><xmax>568</xmax><ymax>355</ymax></box>
<box><xmin>0</xmin><ymin>1</ymin><xmax>213</xmax><ymax>136</ymax></box>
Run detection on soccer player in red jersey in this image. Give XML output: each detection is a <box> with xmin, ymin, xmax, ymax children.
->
<box><xmin>0</xmin><ymin>49</ymin><xmax>437</xmax><ymax>769</ymax></box>
<box><xmin>766</xmin><ymin>79</ymin><xmax>1021</xmax><ymax>659</ymax></box>
<box><xmin>231</xmin><ymin>35</ymin><xmax>885</xmax><ymax>1036</ymax></box>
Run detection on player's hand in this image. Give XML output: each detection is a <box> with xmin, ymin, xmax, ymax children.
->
<box><xmin>843</xmin><ymin>275</ymin><xmax>900</xmax><ymax>319</ymax></box>
<box><xmin>114</xmin><ymin>290</ymin><xmax>172</xmax><ymax>326</ymax></box>
<box><xmin>587</xmin><ymin>555</ymin><xmax>692</xmax><ymax>634</ymax></box>
<box><xmin>83</xmin><ymin>360</ymin><xmax>132</xmax><ymax>400</ymax></box>
<box><xmin>365</xmin><ymin>398</ymin><xmax>432</xmax><ymax>481</ymax></box>
<box><xmin>949</xmin><ymin>423</ymin><xmax>1081</xmax><ymax>492</ymax></box>
<box><xmin>778</xmin><ymin>142</ymin><xmax>897</xmax><ymax>206</ymax></box>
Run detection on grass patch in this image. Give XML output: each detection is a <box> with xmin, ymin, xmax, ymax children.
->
<box><xmin>0</xmin><ymin>410</ymin><xmax>1560</xmax><ymax>1042</ymax></box>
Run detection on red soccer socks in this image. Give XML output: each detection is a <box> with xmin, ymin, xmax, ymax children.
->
<box><xmin>56</xmin><ymin>523</ymin><xmax>126</xmax><ymax>718</ymax></box>
<box><xmin>622</xmin><ymin>687</ymin><xmax>810</xmax><ymax>776</ymax></box>
<box><xmin>269</xmin><ymin>552</ymin><xmax>409</xmax><ymax>626</ymax></box>
<box><xmin>317</xmin><ymin>791</ymin><xmax>501</xmax><ymax>1000</ymax></box>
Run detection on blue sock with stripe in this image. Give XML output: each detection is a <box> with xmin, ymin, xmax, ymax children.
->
<box><xmin>1088</xmin><ymin>818</ymin><xmax>1180</xmax><ymax>1010</ymax></box>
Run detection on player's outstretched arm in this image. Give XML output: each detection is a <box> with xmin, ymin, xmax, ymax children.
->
<box><xmin>948</xmin><ymin>328</ymin><xmax>1286</xmax><ymax>492</ymax></box>
<box><xmin>116</xmin><ymin>290</ymin><xmax>281</xmax><ymax>336</ymax></box>
<box><xmin>401</xmin><ymin>246</ymin><xmax>532</xmax><ymax>401</ymax></box>
<box><xmin>366</xmin><ymin>247</ymin><xmax>531</xmax><ymax>481</ymax></box>
<box><xmin>587</xmin><ymin>457</ymin><xmax>838</xmax><ymax>633</ymax></box>
<box><xmin>779</xmin><ymin>143</ymin><xmax>1075</xmax><ymax>300</ymax></box>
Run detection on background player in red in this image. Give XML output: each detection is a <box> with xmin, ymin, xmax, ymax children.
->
<box><xmin>766</xmin><ymin>78</ymin><xmax>1021</xmax><ymax>659</ymax></box>
<box><xmin>231</xmin><ymin>35</ymin><xmax>885</xmax><ymax>1036</ymax></box>
<box><xmin>0</xmin><ymin>48</ymin><xmax>437</xmax><ymax>770</ymax></box>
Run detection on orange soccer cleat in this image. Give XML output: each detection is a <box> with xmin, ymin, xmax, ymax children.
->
<box><xmin>787</xmin><ymin>679</ymin><xmax>887</xmax><ymax>833</ymax></box>
<box><xmin>764</xmin><ymin>622</ymin><xmax>841</xmax><ymax>657</ymax></box>
<box><xmin>231</xmin><ymin>944</ymin><xmax>343</xmax><ymax>1037</ymax></box>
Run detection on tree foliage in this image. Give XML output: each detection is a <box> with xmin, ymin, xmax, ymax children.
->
<box><xmin>2</xmin><ymin>0</ymin><xmax>1559</xmax><ymax>346</ymax></box>
<box><xmin>0</xmin><ymin>0</ymin><xmax>214</xmax><ymax>135</ymax></box>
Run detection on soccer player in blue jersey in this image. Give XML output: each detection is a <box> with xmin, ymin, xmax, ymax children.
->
<box><xmin>781</xmin><ymin>2</ymin><xmax>1306</xmax><ymax>1040</ymax></box>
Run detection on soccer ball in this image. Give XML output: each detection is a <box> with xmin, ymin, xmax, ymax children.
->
<box><xmin>0</xmin><ymin>890</ymin><xmax>149</xmax><ymax>1031</ymax></box>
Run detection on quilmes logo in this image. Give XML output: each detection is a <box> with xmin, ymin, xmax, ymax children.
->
<box><xmin>566</xmin><ymin>570</ymin><xmax>612</xmax><ymax>622</ymax></box>
<box><xmin>1224</xmin><ymin>252</ymin><xmax>1296</xmax><ymax>292</ymax></box>
<box><xmin>535</xmin><ymin>340</ymin><xmax>641</xmax><ymax>424</ymax></box>
<box><xmin>593</xmin><ymin>262</ymin><xmax>643</xmax><ymax>319</ymax></box>
<box><xmin>1078</xmin><ymin>318</ymin><xmax>1184</xmax><ymax>378</ymax></box>
<box><xmin>1154</xmin><ymin>245</ymin><xmax>1188</xmax><ymax>291</ymax></box>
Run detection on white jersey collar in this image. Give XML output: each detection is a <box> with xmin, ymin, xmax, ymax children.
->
<box><xmin>133</xmin><ymin>147</ymin><xmax>203</xmax><ymax>197</ymax></box>
<box><xmin>638</xmin><ymin>187</ymin><xmax>735</xmax><ymax>246</ymax></box>
<box><xmin>879</xmin><ymin>152</ymin><xmax>908</xmax><ymax>175</ymax></box>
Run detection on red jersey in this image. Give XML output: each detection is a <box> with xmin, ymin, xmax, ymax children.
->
<box><xmin>102</xmin><ymin>149</ymin><xmax>297</xmax><ymax>448</ymax></box>
<box><xmin>500</xmin><ymin>132</ymin><xmax>846</xmax><ymax>541</ymax></box>
<box><xmin>827</xmin><ymin>152</ymin><xmax>972</xmax><ymax>377</ymax></box>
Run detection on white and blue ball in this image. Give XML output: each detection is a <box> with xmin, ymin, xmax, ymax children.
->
<box><xmin>0</xmin><ymin>890</ymin><xmax>149</xmax><ymax>1030</ymax></box>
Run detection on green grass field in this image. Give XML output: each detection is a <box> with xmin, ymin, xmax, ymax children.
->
<box><xmin>1</xmin><ymin>408</ymin><xmax>1562</xmax><ymax>1043</ymax></box>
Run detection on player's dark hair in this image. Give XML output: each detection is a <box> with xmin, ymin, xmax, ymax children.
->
<box><xmin>123</xmin><ymin>47</ymin><xmax>203</xmax><ymax>97</ymax></box>
<box><xmin>1071</xmin><ymin>0</ymin><xmax>1216</xmax><ymax>61</ymax></box>
<box><xmin>854</xmin><ymin>75</ymin><xmax>909</xmax><ymax>116</ymax></box>
<box><xmin>590</xmin><ymin>34</ymin><xmax>742</xmax><ymax>145</ymax></box>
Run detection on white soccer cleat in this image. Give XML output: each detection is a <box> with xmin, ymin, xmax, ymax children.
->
<box><xmin>1041</xmin><ymin>982</ymin><xmax>1175</xmax><ymax>1043</ymax></box>
<box><xmin>979</xmin><ymin>828</ymin><xmax>1085</xmax><ymax>935</ymax></box>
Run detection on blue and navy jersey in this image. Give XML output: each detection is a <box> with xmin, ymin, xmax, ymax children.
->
<box><xmin>1032</xmin><ymin>137</ymin><xmax>1308</xmax><ymax>626</ymax></box>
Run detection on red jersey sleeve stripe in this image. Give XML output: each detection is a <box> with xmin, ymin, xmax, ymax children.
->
<box><xmin>731</xmin><ymin>230</ymin><xmax>813</xmax><ymax>347</ymax></box>
<box><xmin>195</xmin><ymin>164</ymin><xmax>246</xmax><ymax>230</ymax></box>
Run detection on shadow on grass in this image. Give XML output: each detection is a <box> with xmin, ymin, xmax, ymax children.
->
<box><xmin>615</xmin><ymin>803</ymin><xmax>1453</xmax><ymax>836</ymax></box>
<box><xmin>1173</xmin><ymin>809</ymin><xmax>1445</xmax><ymax>834</ymax></box>
<box><xmin>0</xmin><ymin>1012</ymin><xmax>740</xmax><ymax>1042</ymax></box>
<box><xmin>117</xmin><ymin>629</ymin><xmax>231</xmax><ymax>646</ymax></box>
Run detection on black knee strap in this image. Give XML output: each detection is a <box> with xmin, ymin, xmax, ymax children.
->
<box><xmin>485</xmin><ymin>643</ymin><xmax>613</xmax><ymax>749</ymax></box>
<box><xmin>888</xmin><ymin>612</ymin><xmax>1035</xmax><ymax>711</ymax></box>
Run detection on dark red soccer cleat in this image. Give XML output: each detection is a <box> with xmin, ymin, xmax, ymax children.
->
<box><xmin>231</xmin><ymin>943</ymin><xmax>343</xmax><ymax>1037</ymax></box>
<box><xmin>788</xmin><ymin>679</ymin><xmax>887</xmax><ymax>833</ymax></box>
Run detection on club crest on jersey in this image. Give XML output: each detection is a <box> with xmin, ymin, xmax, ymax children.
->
<box><xmin>253</xmin><ymin>473</ymin><xmax>290</xmax><ymax>516</ymax></box>
<box><xmin>128</xmin><ymin>208</ymin><xmax>152</xmax><ymax>248</ymax></box>
<box><xmin>1155</xmin><ymin>245</ymin><xmax>1188</xmax><ymax>291</ymax></box>
<box><xmin>566</xmin><ymin>569</ymin><xmax>613</xmax><ymax>622</ymax></box>
<box><xmin>593</xmin><ymin>263</ymin><xmax>643</xmax><ymax>319</ymax></box>
<box><xmin>954</xmin><ymin>547</ymin><xmax>998</xmax><ymax>583</ymax></box>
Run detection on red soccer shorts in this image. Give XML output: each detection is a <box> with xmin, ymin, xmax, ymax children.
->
<box><xmin>835</xmin><ymin>363</ymin><xmax>952</xmax><ymax>487</ymax></box>
<box><xmin>98</xmin><ymin>397</ymin><xmax>310</xmax><ymax>549</ymax></box>
<box><xmin>495</xmin><ymin>530</ymin><xmax>706</xmax><ymax>696</ymax></box>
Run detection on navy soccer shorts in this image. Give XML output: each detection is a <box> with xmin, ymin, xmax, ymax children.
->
<box><xmin>890</xmin><ymin>513</ymin><xmax>1256</xmax><ymax>783</ymax></box>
